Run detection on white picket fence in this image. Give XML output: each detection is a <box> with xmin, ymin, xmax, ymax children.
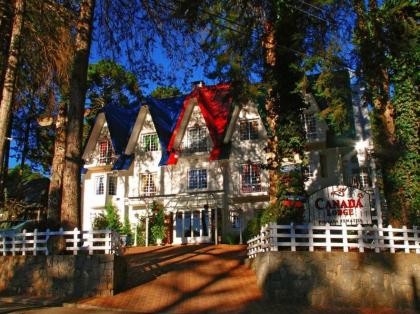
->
<box><xmin>247</xmin><ymin>223</ymin><xmax>420</xmax><ymax>258</ymax></box>
<box><xmin>0</xmin><ymin>228</ymin><xmax>122</xmax><ymax>256</ymax></box>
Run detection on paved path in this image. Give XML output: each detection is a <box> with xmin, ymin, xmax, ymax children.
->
<box><xmin>73</xmin><ymin>245</ymin><xmax>418</xmax><ymax>314</ymax></box>
<box><xmin>77</xmin><ymin>244</ymin><xmax>263</xmax><ymax>313</ymax></box>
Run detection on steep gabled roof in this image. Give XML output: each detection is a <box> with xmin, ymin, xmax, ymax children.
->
<box><xmin>146</xmin><ymin>95</ymin><xmax>187</xmax><ymax>165</ymax></box>
<box><xmin>83</xmin><ymin>83</ymin><xmax>256</xmax><ymax>170</ymax></box>
<box><xmin>82</xmin><ymin>102</ymin><xmax>141</xmax><ymax>170</ymax></box>
<box><xmin>167</xmin><ymin>83</ymin><xmax>235</xmax><ymax>164</ymax></box>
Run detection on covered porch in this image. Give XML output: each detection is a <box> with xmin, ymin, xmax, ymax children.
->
<box><xmin>126</xmin><ymin>191</ymin><xmax>225</xmax><ymax>245</ymax></box>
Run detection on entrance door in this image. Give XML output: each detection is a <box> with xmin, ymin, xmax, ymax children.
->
<box><xmin>172</xmin><ymin>208</ymin><xmax>211</xmax><ymax>244</ymax></box>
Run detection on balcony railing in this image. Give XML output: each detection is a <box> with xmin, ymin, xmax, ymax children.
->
<box><xmin>179</xmin><ymin>141</ymin><xmax>211</xmax><ymax>155</ymax></box>
<box><xmin>85</xmin><ymin>155</ymin><xmax>118</xmax><ymax>167</ymax></box>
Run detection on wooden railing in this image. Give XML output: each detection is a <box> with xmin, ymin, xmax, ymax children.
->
<box><xmin>0</xmin><ymin>228</ymin><xmax>123</xmax><ymax>256</ymax></box>
<box><xmin>247</xmin><ymin>223</ymin><xmax>420</xmax><ymax>258</ymax></box>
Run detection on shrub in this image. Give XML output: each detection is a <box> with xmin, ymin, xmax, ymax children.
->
<box><xmin>243</xmin><ymin>217</ymin><xmax>261</xmax><ymax>241</ymax></box>
<box><xmin>135</xmin><ymin>219</ymin><xmax>146</xmax><ymax>246</ymax></box>
<box><xmin>121</xmin><ymin>216</ymin><xmax>133</xmax><ymax>246</ymax></box>
<box><xmin>150</xmin><ymin>201</ymin><xmax>166</xmax><ymax>244</ymax></box>
<box><xmin>92</xmin><ymin>203</ymin><xmax>122</xmax><ymax>232</ymax></box>
<box><xmin>223</xmin><ymin>233</ymin><xmax>239</xmax><ymax>245</ymax></box>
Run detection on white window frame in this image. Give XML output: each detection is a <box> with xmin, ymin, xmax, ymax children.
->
<box><xmin>95</xmin><ymin>175</ymin><xmax>105</xmax><ymax>195</ymax></box>
<box><xmin>107</xmin><ymin>175</ymin><xmax>117</xmax><ymax>195</ymax></box>
<box><xmin>99</xmin><ymin>140</ymin><xmax>112</xmax><ymax>164</ymax></box>
<box><xmin>142</xmin><ymin>133</ymin><xmax>159</xmax><ymax>152</ymax></box>
<box><xmin>239</xmin><ymin>120</ymin><xmax>259</xmax><ymax>140</ymax></box>
<box><xmin>241</xmin><ymin>164</ymin><xmax>262</xmax><ymax>193</ymax></box>
<box><xmin>188</xmin><ymin>169</ymin><xmax>208</xmax><ymax>190</ymax></box>
<box><xmin>141</xmin><ymin>173</ymin><xmax>157</xmax><ymax>196</ymax></box>
<box><xmin>304</xmin><ymin>113</ymin><xmax>318</xmax><ymax>141</ymax></box>
<box><xmin>187</xmin><ymin>127</ymin><xmax>208</xmax><ymax>153</ymax></box>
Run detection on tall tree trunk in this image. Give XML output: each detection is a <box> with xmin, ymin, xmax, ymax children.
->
<box><xmin>0</xmin><ymin>112</ymin><xmax>12</xmax><ymax>206</ymax></box>
<box><xmin>60</xmin><ymin>0</ymin><xmax>95</xmax><ymax>229</ymax></box>
<box><xmin>0</xmin><ymin>0</ymin><xmax>13</xmax><ymax>102</ymax></box>
<box><xmin>263</xmin><ymin>21</ymin><xmax>279</xmax><ymax>203</ymax></box>
<box><xmin>0</xmin><ymin>0</ymin><xmax>24</xmax><ymax>174</ymax></box>
<box><xmin>48</xmin><ymin>100</ymin><xmax>67</xmax><ymax>224</ymax></box>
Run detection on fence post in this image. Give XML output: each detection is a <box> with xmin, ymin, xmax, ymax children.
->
<box><xmin>2</xmin><ymin>235</ymin><xmax>5</xmax><ymax>256</ymax></box>
<box><xmin>73</xmin><ymin>228</ymin><xmax>78</xmax><ymax>255</ymax></box>
<box><xmin>388</xmin><ymin>225</ymin><xmax>395</xmax><ymax>253</ymax></box>
<box><xmin>22</xmin><ymin>229</ymin><xmax>26</xmax><ymax>256</ymax></box>
<box><xmin>88</xmin><ymin>231</ymin><xmax>93</xmax><ymax>255</ymax></box>
<box><xmin>290</xmin><ymin>223</ymin><xmax>296</xmax><ymax>252</ymax></box>
<box><xmin>106</xmin><ymin>230</ymin><xmax>112</xmax><ymax>254</ymax></box>
<box><xmin>308</xmin><ymin>224</ymin><xmax>314</xmax><ymax>252</ymax></box>
<box><xmin>357</xmin><ymin>224</ymin><xmax>364</xmax><ymax>253</ymax></box>
<box><xmin>33</xmin><ymin>229</ymin><xmax>38</xmax><ymax>256</ymax></box>
<box><xmin>402</xmin><ymin>226</ymin><xmax>409</xmax><ymax>254</ymax></box>
<box><xmin>325</xmin><ymin>223</ymin><xmax>331</xmax><ymax>252</ymax></box>
<box><xmin>45</xmin><ymin>229</ymin><xmax>50</xmax><ymax>256</ymax></box>
<box><xmin>342</xmin><ymin>223</ymin><xmax>348</xmax><ymax>252</ymax></box>
<box><xmin>11</xmin><ymin>233</ymin><xmax>16</xmax><ymax>256</ymax></box>
<box><xmin>373</xmin><ymin>225</ymin><xmax>380</xmax><ymax>253</ymax></box>
<box><xmin>269</xmin><ymin>223</ymin><xmax>277</xmax><ymax>252</ymax></box>
<box><xmin>414</xmin><ymin>226</ymin><xmax>419</xmax><ymax>254</ymax></box>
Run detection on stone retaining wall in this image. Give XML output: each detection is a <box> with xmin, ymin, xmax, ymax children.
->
<box><xmin>0</xmin><ymin>255</ymin><xmax>127</xmax><ymax>298</ymax></box>
<box><xmin>248</xmin><ymin>252</ymin><xmax>420</xmax><ymax>309</ymax></box>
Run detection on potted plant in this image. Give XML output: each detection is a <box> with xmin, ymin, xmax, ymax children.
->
<box><xmin>151</xmin><ymin>224</ymin><xmax>166</xmax><ymax>245</ymax></box>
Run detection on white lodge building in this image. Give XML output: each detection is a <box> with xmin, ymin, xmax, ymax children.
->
<box><xmin>81</xmin><ymin>79</ymin><xmax>376</xmax><ymax>244</ymax></box>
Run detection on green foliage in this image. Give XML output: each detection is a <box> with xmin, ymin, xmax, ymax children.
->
<box><xmin>261</xmin><ymin>170</ymin><xmax>306</xmax><ymax>225</ymax></box>
<box><xmin>92</xmin><ymin>203</ymin><xmax>123</xmax><ymax>232</ymax></box>
<box><xmin>353</xmin><ymin>0</ymin><xmax>419</xmax><ymax>225</ymax></box>
<box><xmin>243</xmin><ymin>216</ymin><xmax>261</xmax><ymax>241</ymax></box>
<box><xmin>121</xmin><ymin>216</ymin><xmax>133</xmax><ymax>245</ymax></box>
<box><xmin>135</xmin><ymin>219</ymin><xmax>146</xmax><ymax>246</ymax></box>
<box><xmin>84</xmin><ymin>60</ymin><xmax>143</xmax><ymax>143</ymax></box>
<box><xmin>150</xmin><ymin>86</ymin><xmax>181</xmax><ymax>99</ymax></box>
<box><xmin>223</xmin><ymin>233</ymin><xmax>239</xmax><ymax>245</ymax></box>
<box><xmin>150</xmin><ymin>201</ymin><xmax>166</xmax><ymax>243</ymax></box>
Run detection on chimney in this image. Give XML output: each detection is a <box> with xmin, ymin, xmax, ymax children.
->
<box><xmin>191</xmin><ymin>80</ymin><xmax>205</xmax><ymax>89</ymax></box>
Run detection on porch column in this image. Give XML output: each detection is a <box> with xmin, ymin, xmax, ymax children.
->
<box><xmin>215</xmin><ymin>208</ymin><xmax>218</xmax><ymax>245</ymax></box>
<box><xmin>182</xmin><ymin>211</ymin><xmax>185</xmax><ymax>241</ymax></box>
<box><xmin>200</xmin><ymin>210</ymin><xmax>203</xmax><ymax>237</ymax></box>
<box><xmin>145</xmin><ymin>214</ymin><xmax>149</xmax><ymax>247</ymax></box>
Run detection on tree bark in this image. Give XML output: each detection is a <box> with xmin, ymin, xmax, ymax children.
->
<box><xmin>60</xmin><ymin>0</ymin><xmax>95</xmax><ymax>229</ymax></box>
<box><xmin>48</xmin><ymin>100</ymin><xmax>67</xmax><ymax>223</ymax></box>
<box><xmin>0</xmin><ymin>0</ymin><xmax>24</xmax><ymax>175</ymax></box>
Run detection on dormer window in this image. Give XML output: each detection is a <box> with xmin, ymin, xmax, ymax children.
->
<box><xmin>99</xmin><ymin>140</ymin><xmax>112</xmax><ymax>164</ymax></box>
<box><xmin>188</xmin><ymin>127</ymin><xmax>208</xmax><ymax>153</ymax></box>
<box><xmin>239</xmin><ymin>120</ymin><xmax>258</xmax><ymax>140</ymax></box>
<box><xmin>304</xmin><ymin>113</ymin><xmax>318</xmax><ymax>140</ymax></box>
<box><xmin>142</xmin><ymin>133</ymin><xmax>159</xmax><ymax>152</ymax></box>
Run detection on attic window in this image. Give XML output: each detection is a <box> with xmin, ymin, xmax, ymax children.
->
<box><xmin>304</xmin><ymin>113</ymin><xmax>318</xmax><ymax>140</ymax></box>
<box><xmin>188</xmin><ymin>127</ymin><xmax>208</xmax><ymax>153</ymax></box>
<box><xmin>99</xmin><ymin>140</ymin><xmax>112</xmax><ymax>163</ymax></box>
<box><xmin>239</xmin><ymin>120</ymin><xmax>258</xmax><ymax>140</ymax></box>
<box><xmin>99</xmin><ymin>140</ymin><xmax>112</xmax><ymax>164</ymax></box>
<box><xmin>142</xmin><ymin>133</ymin><xmax>159</xmax><ymax>152</ymax></box>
